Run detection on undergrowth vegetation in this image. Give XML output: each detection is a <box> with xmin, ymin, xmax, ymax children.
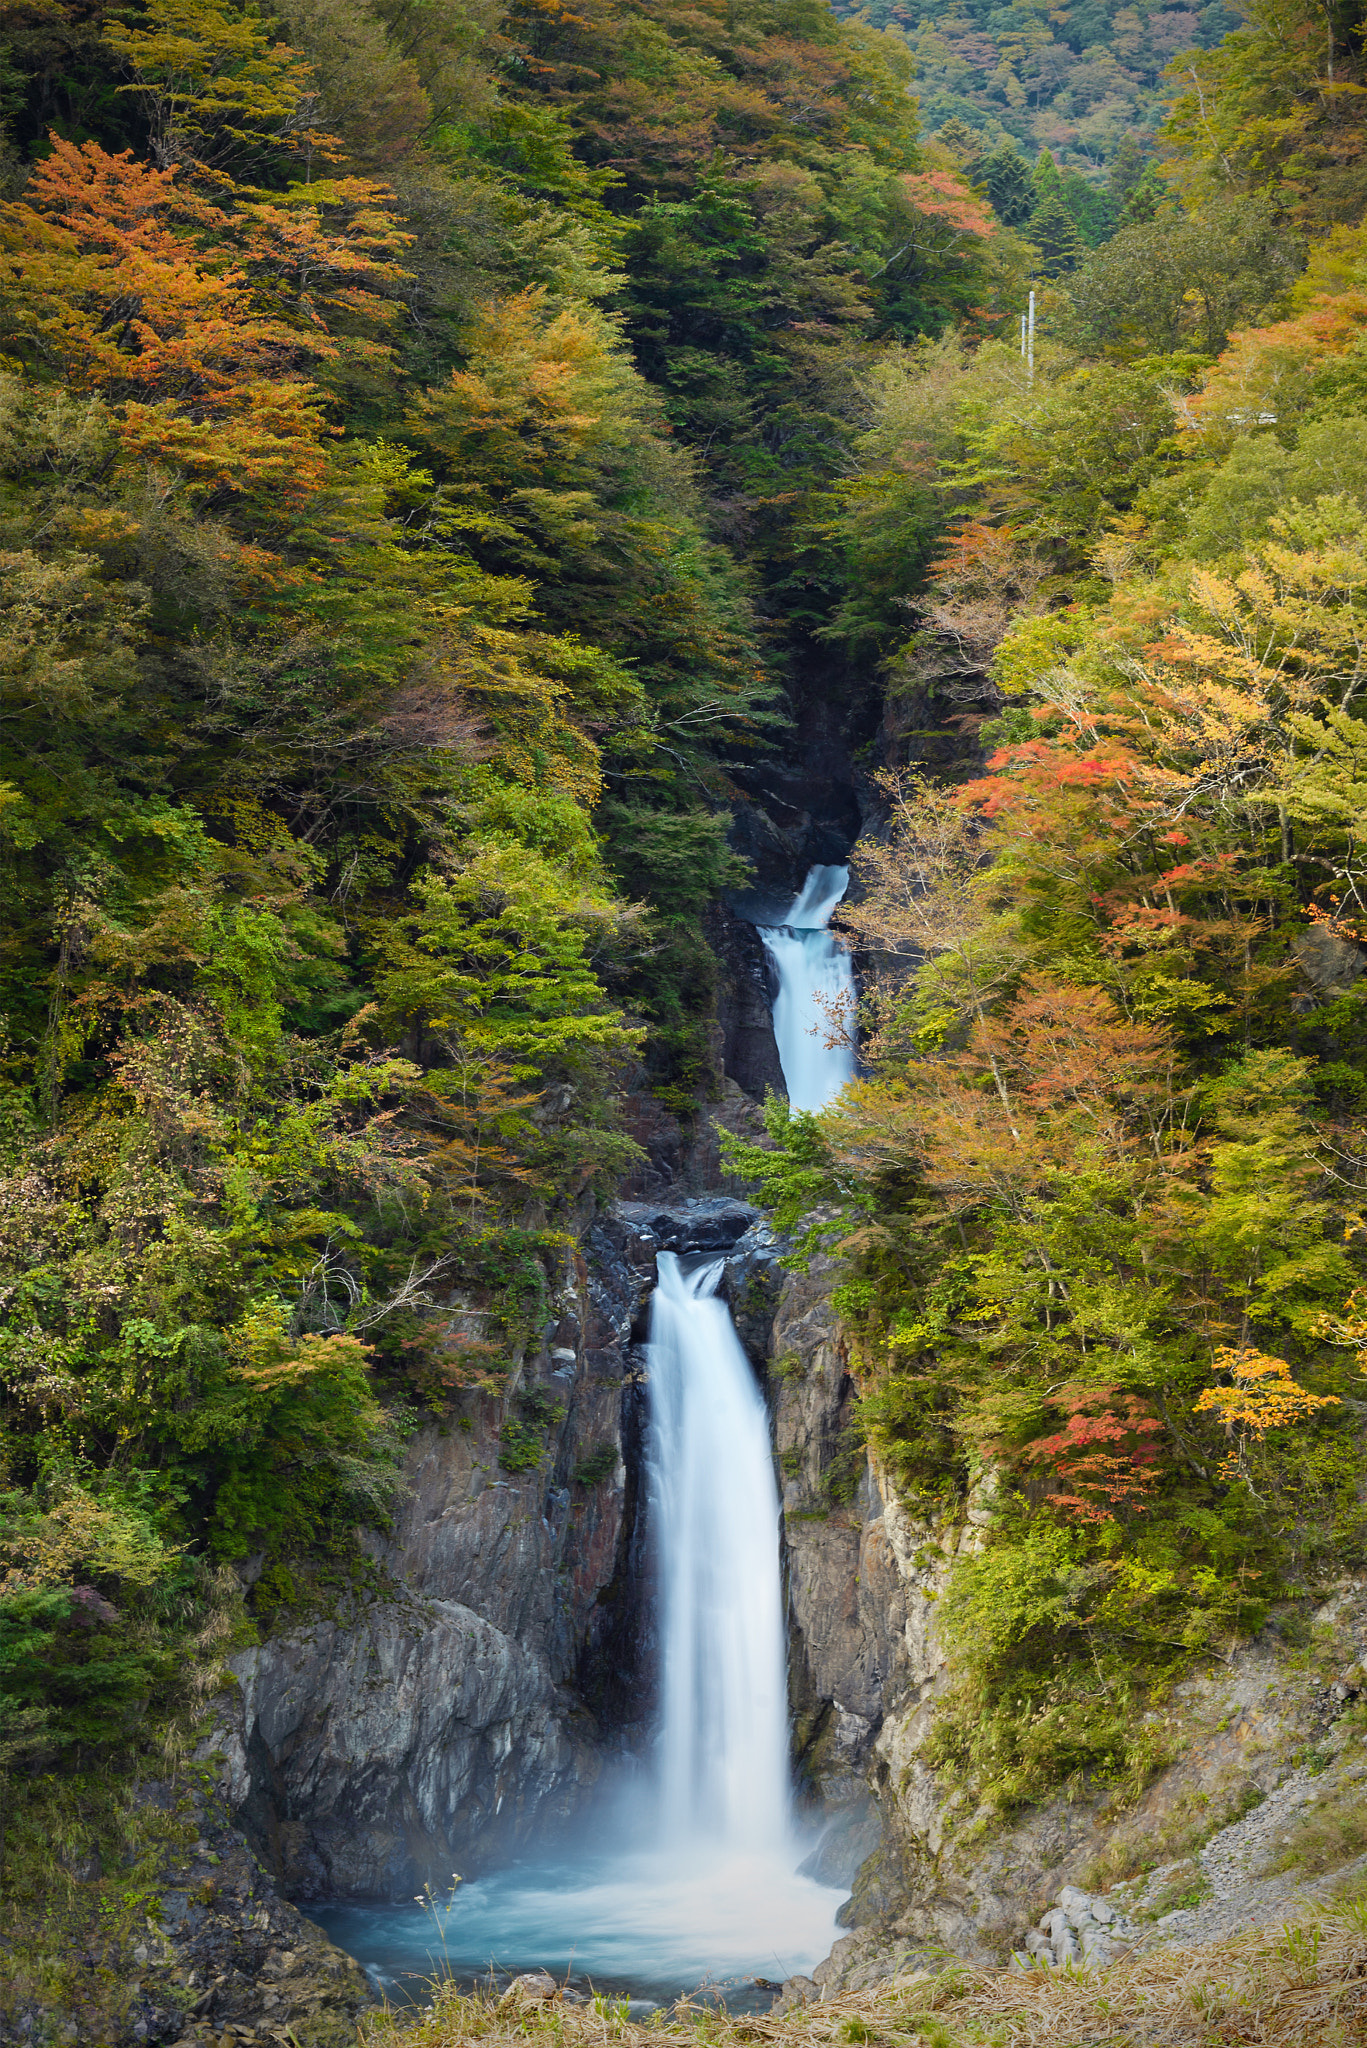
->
<box><xmin>366</xmin><ymin>1889</ymin><xmax>1367</xmax><ymax>2047</ymax></box>
<box><xmin>724</xmin><ymin>0</ymin><xmax>1367</xmax><ymax>1828</ymax></box>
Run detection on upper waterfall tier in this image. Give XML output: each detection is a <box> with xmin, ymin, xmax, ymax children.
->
<box><xmin>757</xmin><ymin>863</ymin><xmax>857</xmax><ymax>1113</ymax></box>
<box><xmin>783</xmin><ymin>863</ymin><xmax>853</xmax><ymax>931</ymax></box>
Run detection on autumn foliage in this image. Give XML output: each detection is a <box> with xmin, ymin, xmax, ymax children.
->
<box><xmin>728</xmin><ymin>166</ymin><xmax>1367</xmax><ymax>1815</ymax></box>
<box><xmin>1020</xmin><ymin>1387</ymin><xmax>1164</xmax><ymax>1521</ymax></box>
<box><xmin>1195</xmin><ymin>1349</ymin><xmax>1343</xmax><ymax>1483</ymax></box>
<box><xmin>0</xmin><ymin>134</ymin><xmax>410</xmax><ymax>504</ymax></box>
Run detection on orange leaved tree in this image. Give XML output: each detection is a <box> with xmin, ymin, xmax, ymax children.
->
<box><xmin>0</xmin><ymin>131</ymin><xmax>411</xmax><ymax>509</ymax></box>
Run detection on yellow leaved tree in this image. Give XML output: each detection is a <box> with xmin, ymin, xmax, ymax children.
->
<box><xmin>1194</xmin><ymin>1346</ymin><xmax>1341</xmax><ymax>1485</ymax></box>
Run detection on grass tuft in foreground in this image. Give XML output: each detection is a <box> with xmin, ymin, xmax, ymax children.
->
<box><xmin>362</xmin><ymin>1891</ymin><xmax>1367</xmax><ymax>2048</ymax></box>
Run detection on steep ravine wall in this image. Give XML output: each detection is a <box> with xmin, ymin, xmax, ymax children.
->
<box><xmin>209</xmin><ymin>1198</ymin><xmax>780</xmax><ymax>1904</ymax></box>
<box><xmin>770</xmin><ymin>1255</ymin><xmax>1367</xmax><ymax>1995</ymax></box>
<box><xmin>772</xmin><ymin>1248</ymin><xmax>958</xmax><ymax>1911</ymax></box>
<box><xmin>211</xmin><ymin>1216</ymin><xmax>656</xmax><ymax>1900</ymax></box>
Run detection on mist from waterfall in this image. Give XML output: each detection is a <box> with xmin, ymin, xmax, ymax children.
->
<box><xmin>648</xmin><ymin>1251</ymin><xmax>791</xmax><ymax>1851</ymax></box>
<box><xmin>757</xmin><ymin>865</ymin><xmax>856</xmax><ymax>1112</ymax></box>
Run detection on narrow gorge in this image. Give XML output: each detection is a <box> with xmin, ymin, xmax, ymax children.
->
<box><xmin>207</xmin><ymin>860</ymin><xmax>868</xmax><ymax>2003</ymax></box>
<box><xmin>7</xmin><ymin>1</ymin><xmax>1367</xmax><ymax>2042</ymax></box>
<box><xmin>78</xmin><ymin>825</ymin><xmax>1367</xmax><ymax>2047</ymax></box>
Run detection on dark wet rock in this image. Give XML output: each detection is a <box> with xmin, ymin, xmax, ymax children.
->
<box><xmin>614</xmin><ymin>1196</ymin><xmax>757</xmax><ymax>1255</ymax></box>
<box><xmin>211</xmin><ymin>1235</ymin><xmax>659</xmax><ymax>1903</ymax></box>
<box><xmin>615</xmin><ymin>1068</ymin><xmax>758</xmax><ymax>1200</ymax></box>
<box><xmin>800</xmin><ymin>1796</ymin><xmax>883</xmax><ymax>1888</ymax></box>
<box><xmin>724</xmin><ymin>701</ymin><xmax>864</xmax><ymax>894</ymax></box>
<box><xmin>713</xmin><ymin>1221</ymin><xmax>785</xmax><ymax>1370</ymax></box>
<box><xmin>617</xmin><ymin>1091</ymin><xmax>693</xmax><ymax>1199</ymax></box>
<box><xmin>704</xmin><ymin>901</ymin><xmax>785</xmax><ymax>1102</ymax></box>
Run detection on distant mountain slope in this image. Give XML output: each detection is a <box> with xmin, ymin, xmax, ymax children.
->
<box><xmin>838</xmin><ymin>0</ymin><xmax>1238</xmax><ymax>176</ymax></box>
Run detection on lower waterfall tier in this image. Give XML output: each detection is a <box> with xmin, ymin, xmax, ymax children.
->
<box><xmin>312</xmin><ymin>1224</ymin><xmax>848</xmax><ymax>2007</ymax></box>
<box><xmin>648</xmin><ymin>1251</ymin><xmax>792</xmax><ymax>1851</ymax></box>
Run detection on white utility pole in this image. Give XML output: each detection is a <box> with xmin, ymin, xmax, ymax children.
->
<box><xmin>1027</xmin><ymin>289</ymin><xmax>1035</xmax><ymax>382</ymax></box>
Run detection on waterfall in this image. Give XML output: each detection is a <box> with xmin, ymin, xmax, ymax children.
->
<box><xmin>323</xmin><ymin>1240</ymin><xmax>844</xmax><ymax>2003</ymax></box>
<box><xmin>322</xmin><ymin>962</ymin><xmax>854</xmax><ymax>1996</ymax></box>
<box><xmin>647</xmin><ymin>1252</ymin><xmax>790</xmax><ymax>1852</ymax></box>
<box><xmin>757</xmin><ymin>864</ymin><xmax>856</xmax><ymax>1112</ymax></box>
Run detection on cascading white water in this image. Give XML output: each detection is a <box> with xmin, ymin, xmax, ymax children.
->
<box><xmin>323</xmin><ymin>1251</ymin><xmax>844</xmax><ymax>2005</ymax></box>
<box><xmin>320</xmin><ymin>868</ymin><xmax>861</xmax><ymax>2000</ymax></box>
<box><xmin>647</xmin><ymin>1251</ymin><xmax>790</xmax><ymax>1852</ymax></box>
<box><xmin>757</xmin><ymin>864</ymin><xmax>856</xmax><ymax>1112</ymax></box>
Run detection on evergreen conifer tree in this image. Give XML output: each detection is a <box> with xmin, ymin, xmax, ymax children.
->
<box><xmin>1108</xmin><ymin>132</ymin><xmax>1148</xmax><ymax>206</ymax></box>
<box><xmin>974</xmin><ymin>139</ymin><xmax>1033</xmax><ymax>226</ymax></box>
<box><xmin>1060</xmin><ymin>167</ymin><xmax>1116</xmax><ymax>246</ymax></box>
<box><xmin>1120</xmin><ymin>166</ymin><xmax>1168</xmax><ymax>225</ymax></box>
<box><xmin>1030</xmin><ymin>146</ymin><xmax>1063</xmax><ymax>203</ymax></box>
<box><xmin>934</xmin><ymin>116</ymin><xmax>980</xmax><ymax>163</ymax></box>
<box><xmin>1028</xmin><ymin>187</ymin><xmax>1086</xmax><ymax>274</ymax></box>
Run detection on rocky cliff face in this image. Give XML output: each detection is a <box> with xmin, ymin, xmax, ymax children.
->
<box><xmin>212</xmin><ymin>1222</ymin><xmax>659</xmax><ymax>1902</ymax></box>
<box><xmin>211</xmin><ymin>1198</ymin><xmax>779</xmax><ymax>1906</ymax></box>
<box><xmin>786</xmin><ymin>1590</ymin><xmax>1367</xmax><ymax>1999</ymax></box>
<box><xmin>768</xmin><ymin>1254</ymin><xmax>1367</xmax><ymax>1992</ymax></box>
<box><xmin>771</xmin><ymin>1249</ymin><xmax>958</xmax><ymax>1908</ymax></box>
<box><xmin>705</xmin><ymin>902</ymin><xmax>786</xmax><ymax>1106</ymax></box>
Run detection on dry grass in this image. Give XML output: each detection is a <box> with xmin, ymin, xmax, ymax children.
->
<box><xmin>360</xmin><ymin>1893</ymin><xmax>1367</xmax><ymax>2048</ymax></box>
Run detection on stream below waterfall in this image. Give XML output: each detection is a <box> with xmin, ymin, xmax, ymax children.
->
<box><xmin>318</xmin><ymin>1843</ymin><xmax>842</xmax><ymax>2010</ymax></box>
<box><xmin>318</xmin><ymin>867</ymin><xmax>856</xmax><ymax>2008</ymax></box>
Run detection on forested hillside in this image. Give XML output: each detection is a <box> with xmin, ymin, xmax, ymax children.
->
<box><xmin>0</xmin><ymin>0</ymin><xmax>1040</xmax><ymax>1800</ymax></box>
<box><xmin>6</xmin><ymin>0</ymin><xmax>1367</xmax><ymax>2011</ymax></box>
<box><xmin>0</xmin><ymin>0</ymin><xmax>973</xmax><ymax>1774</ymax></box>
<box><xmin>728</xmin><ymin>0</ymin><xmax>1367</xmax><ymax>1824</ymax></box>
<box><xmin>846</xmin><ymin>0</ymin><xmax>1238</xmax><ymax>182</ymax></box>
